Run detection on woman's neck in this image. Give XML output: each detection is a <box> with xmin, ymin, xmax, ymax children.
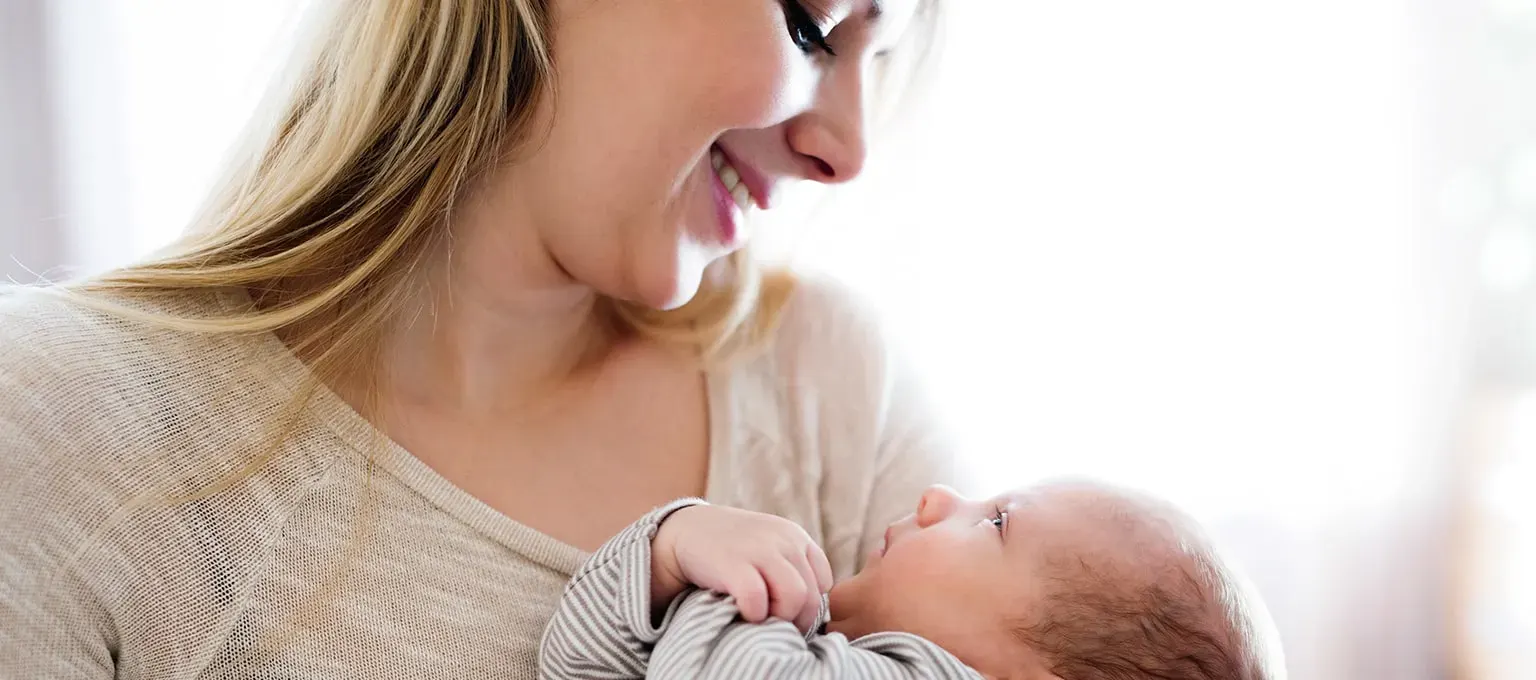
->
<box><xmin>375</xmin><ymin>221</ymin><xmax>625</xmax><ymax>416</ymax></box>
<box><xmin>382</xmin><ymin>270</ymin><xmax>618</xmax><ymax>415</ymax></box>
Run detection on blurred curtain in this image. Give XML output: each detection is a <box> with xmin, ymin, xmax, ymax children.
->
<box><xmin>2</xmin><ymin>0</ymin><xmax>307</xmax><ymax>280</ymax></box>
<box><xmin>0</xmin><ymin>0</ymin><xmax>65</xmax><ymax>282</ymax></box>
<box><xmin>1443</xmin><ymin>0</ymin><xmax>1536</xmax><ymax>677</ymax></box>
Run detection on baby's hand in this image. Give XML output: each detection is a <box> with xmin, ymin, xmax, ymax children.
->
<box><xmin>652</xmin><ymin>505</ymin><xmax>833</xmax><ymax>633</ymax></box>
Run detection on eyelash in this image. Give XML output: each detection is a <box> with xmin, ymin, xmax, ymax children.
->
<box><xmin>990</xmin><ymin>508</ymin><xmax>1007</xmax><ymax>533</ymax></box>
<box><xmin>782</xmin><ymin>1</ymin><xmax>837</xmax><ymax>57</ymax></box>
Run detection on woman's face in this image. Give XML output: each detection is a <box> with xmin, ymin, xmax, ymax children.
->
<box><xmin>503</xmin><ymin>0</ymin><xmax>922</xmax><ymax>309</ymax></box>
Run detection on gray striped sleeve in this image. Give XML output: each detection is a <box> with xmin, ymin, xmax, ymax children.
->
<box><xmin>538</xmin><ymin>499</ymin><xmax>983</xmax><ymax>680</ymax></box>
<box><xmin>650</xmin><ymin>592</ymin><xmax>983</xmax><ymax>679</ymax></box>
<box><xmin>537</xmin><ymin>498</ymin><xmax>705</xmax><ymax>680</ymax></box>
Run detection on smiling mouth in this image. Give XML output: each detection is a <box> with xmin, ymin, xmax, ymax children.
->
<box><xmin>709</xmin><ymin>145</ymin><xmax>756</xmax><ymax>212</ymax></box>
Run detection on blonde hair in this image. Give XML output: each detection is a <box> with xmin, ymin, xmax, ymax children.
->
<box><xmin>55</xmin><ymin>0</ymin><xmax>794</xmax><ymax>476</ymax></box>
<box><xmin>33</xmin><ymin>0</ymin><xmax>940</xmax><ymax>652</ymax></box>
<box><xmin>52</xmin><ymin>0</ymin><xmax>941</xmax><ymax>486</ymax></box>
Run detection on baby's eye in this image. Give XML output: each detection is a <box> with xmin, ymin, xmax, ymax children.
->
<box><xmin>990</xmin><ymin>511</ymin><xmax>1007</xmax><ymax>533</ymax></box>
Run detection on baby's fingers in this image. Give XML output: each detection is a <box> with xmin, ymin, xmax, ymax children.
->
<box><xmin>787</xmin><ymin>550</ymin><xmax>823</xmax><ymax>633</ymax></box>
<box><xmin>723</xmin><ymin>565</ymin><xmax>771</xmax><ymax>623</ymax></box>
<box><xmin>792</xmin><ymin>583</ymin><xmax>823</xmax><ymax>633</ymax></box>
<box><xmin>758</xmin><ymin>557</ymin><xmax>809</xmax><ymax>624</ymax></box>
<box><xmin>807</xmin><ymin>542</ymin><xmax>833</xmax><ymax>594</ymax></box>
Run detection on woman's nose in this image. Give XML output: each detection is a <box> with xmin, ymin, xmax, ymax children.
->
<box><xmin>915</xmin><ymin>484</ymin><xmax>963</xmax><ymax>528</ymax></box>
<box><xmin>785</xmin><ymin>68</ymin><xmax>868</xmax><ymax>184</ymax></box>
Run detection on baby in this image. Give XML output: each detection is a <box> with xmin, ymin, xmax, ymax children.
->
<box><xmin>539</xmin><ymin>480</ymin><xmax>1285</xmax><ymax>679</ymax></box>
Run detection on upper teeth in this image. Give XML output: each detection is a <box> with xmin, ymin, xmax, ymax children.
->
<box><xmin>711</xmin><ymin>149</ymin><xmax>754</xmax><ymax>212</ymax></box>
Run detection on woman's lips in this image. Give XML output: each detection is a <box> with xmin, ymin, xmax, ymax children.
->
<box><xmin>709</xmin><ymin>160</ymin><xmax>741</xmax><ymax>246</ymax></box>
<box><xmin>705</xmin><ymin>144</ymin><xmax>763</xmax><ymax>248</ymax></box>
<box><xmin>713</xmin><ymin>144</ymin><xmax>770</xmax><ymax>211</ymax></box>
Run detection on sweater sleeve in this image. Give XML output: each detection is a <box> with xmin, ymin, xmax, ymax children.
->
<box><xmin>0</xmin><ymin>330</ymin><xmax>118</xmax><ymax>678</ymax></box>
<box><xmin>648</xmin><ymin>593</ymin><xmax>984</xmax><ymax>679</ymax></box>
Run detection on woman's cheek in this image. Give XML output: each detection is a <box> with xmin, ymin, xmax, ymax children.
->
<box><xmin>707</xmin><ymin>34</ymin><xmax>820</xmax><ymax>130</ymax></box>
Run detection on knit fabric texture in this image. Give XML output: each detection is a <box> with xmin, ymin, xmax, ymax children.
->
<box><xmin>0</xmin><ymin>276</ymin><xmax>958</xmax><ymax>679</ymax></box>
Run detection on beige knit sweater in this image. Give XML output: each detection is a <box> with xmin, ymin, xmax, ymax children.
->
<box><xmin>0</xmin><ymin>277</ymin><xmax>959</xmax><ymax>679</ymax></box>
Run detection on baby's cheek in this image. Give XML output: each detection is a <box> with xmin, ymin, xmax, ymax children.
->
<box><xmin>895</xmin><ymin>533</ymin><xmax>973</xmax><ymax>581</ymax></box>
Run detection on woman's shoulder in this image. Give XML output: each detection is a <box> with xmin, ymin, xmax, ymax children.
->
<box><xmin>766</xmin><ymin>270</ymin><xmax>898</xmax><ymax>386</ymax></box>
<box><xmin>0</xmin><ymin>284</ymin><xmax>96</xmax><ymax>337</ymax></box>
<box><xmin>726</xmin><ymin>272</ymin><xmax>962</xmax><ymax>576</ymax></box>
<box><xmin>0</xmin><ymin>287</ymin><xmax>135</xmax><ymax>394</ymax></box>
<box><xmin>2</xmin><ymin>284</ymin><xmax>171</xmax><ymax>345</ymax></box>
<box><xmin>0</xmin><ymin>285</ymin><xmax>229</xmax><ymax>390</ymax></box>
<box><xmin>0</xmin><ymin>286</ymin><xmax>277</xmax><ymax>458</ymax></box>
<box><xmin>724</xmin><ymin>270</ymin><xmax>916</xmax><ymax>447</ymax></box>
<box><xmin>0</xmin><ymin>287</ymin><xmax>339</xmax><ymax>667</ymax></box>
<box><xmin>0</xmin><ymin>284</ymin><xmax>317</xmax><ymax>536</ymax></box>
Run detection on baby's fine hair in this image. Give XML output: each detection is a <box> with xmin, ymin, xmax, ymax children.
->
<box><xmin>1012</xmin><ymin>488</ymin><xmax>1280</xmax><ymax>680</ymax></box>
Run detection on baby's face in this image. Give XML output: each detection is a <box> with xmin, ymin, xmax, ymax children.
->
<box><xmin>826</xmin><ymin>481</ymin><xmax>1177</xmax><ymax>678</ymax></box>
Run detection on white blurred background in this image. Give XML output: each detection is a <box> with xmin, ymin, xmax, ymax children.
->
<box><xmin>2</xmin><ymin>1</ymin><xmax>1533</xmax><ymax>678</ymax></box>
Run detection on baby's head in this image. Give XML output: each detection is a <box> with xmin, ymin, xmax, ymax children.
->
<box><xmin>826</xmin><ymin>480</ymin><xmax>1284</xmax><ymax>680</ymax></box>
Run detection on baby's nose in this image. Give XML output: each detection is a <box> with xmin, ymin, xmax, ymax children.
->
<box><xmin>915</xmin><ymin>485</ymin><xmax>963</xmax><ymax>527</ymax></box>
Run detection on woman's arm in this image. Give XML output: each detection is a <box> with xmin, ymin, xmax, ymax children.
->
<box><xmin>0</xmin><ymin>339</ymin><xmax>117</xmax><ymax>678</ymax></box>
<box><xmin>0</xmin><ymin>559</ymin><xmax>117</xmax><ymax>678</ymax></box>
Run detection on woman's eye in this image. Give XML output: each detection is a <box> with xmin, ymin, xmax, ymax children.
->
<box><xmin>782</xmin><ymin>1</ymin><xmax>837</xmax><ymax>56</ymax></box>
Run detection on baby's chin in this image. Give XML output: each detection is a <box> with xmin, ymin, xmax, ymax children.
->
<box><xmin>822</xmin><ymin>611</ymin><xmax>876</xmax><ymax>640</ymax></box>
<box><xmin>825</xmin><ymin>576</ymin><xmax>865</xmax><ymax>636</ymax></box>
<box><xmin>825</xmin><ymin>569</ymin><xmax>893</xmax><ymax>640</ymax></box>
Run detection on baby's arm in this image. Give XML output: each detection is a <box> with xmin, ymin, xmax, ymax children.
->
<box><xmin>538</xmin><ymin>502</ymin><xmax>983</xmax><ymax>680</ymax></box>
<box><xmin>539</xmin><ymin>499</ymin><xmax>827</xmax><ymax>678</ymax></box>
<box><xmin>537</xmin><ymin>499</ymin><xmax>702</xmax><ymax>679</ymax></box>
<box><xmin>649</xmin><ymin>591</ymin><xmax>984</xmax><ymax>679</ymax></box>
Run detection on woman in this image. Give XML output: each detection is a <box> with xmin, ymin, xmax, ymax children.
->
<box><xmin>0</xmin><ymin>0</ymin><xmax>955</xmax><ymax>677</ymax></box>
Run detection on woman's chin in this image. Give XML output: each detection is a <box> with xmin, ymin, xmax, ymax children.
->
<box><xmin>653</xmin><ymin>267</ymin><xmax>704</xmax><ymax>311</ymax></box>
<box><xmin>622</xmin><ymin>266</ymin><xmax>702</xmax><ymax>312</ymax></box>
<box><xmin>615</xmin><ymin>238</ymin><xmax>736</xmax><ymax>312</ymax></box>
<box><xmin>645</xmin><ymin>244</ymin><xmax>730</xmax><ymax>311</ymax></box>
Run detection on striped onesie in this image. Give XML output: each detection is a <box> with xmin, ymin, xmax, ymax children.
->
<box><xmin>538</xmin><ymin>500</ymin><xmax>983</xmax><ymax>679</ymax></box>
